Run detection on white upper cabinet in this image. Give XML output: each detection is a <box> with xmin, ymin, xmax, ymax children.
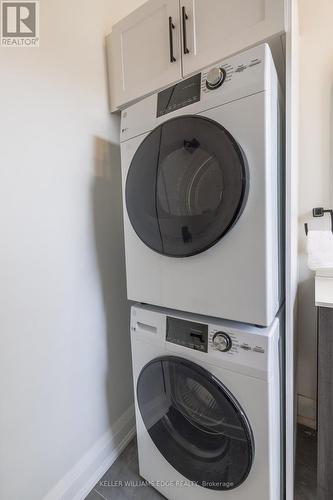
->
<box><xmin>180</xmin><ymin>0</ymin><xmax>285</xmax><ymax>77</ymax></box>
<box><xmin>107</xmin><ymin>0</ymin><xmax>182</xmax><ymax>110</ymax></box>
<box><xmin>107</xmin><ymin>0</ymin><xmax>285</xmax><ymax>110</ymax></box>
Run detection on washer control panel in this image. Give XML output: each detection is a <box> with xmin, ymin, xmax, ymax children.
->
<box><xmin>212</xmin><ymin>332</ymin><xmax>232</xmax><ymax>352</ymax></box>
<box><xmin>131</xmin><ymin>304</ymin><xmax>277</xmax><ymax>379</ymax></box>
<box><xmin>164</xmin><ymin>316</ymin><xmax>268</xmax><ymax>358</ymax></box>
<box><xmin>166</xmin><ymin>316</ymin><xmax>208</xmax><ymax>352</ymax></box>
<box><xmin>209</xmin><ymin>327</ymin><xmax>267</xmax><ymax>357</ymax></box>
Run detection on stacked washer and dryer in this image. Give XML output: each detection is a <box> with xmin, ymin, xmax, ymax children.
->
<box><xmin>120</xmin><ymin>44</ymin><xmax>284</xmax><ymax>500</ymax></box>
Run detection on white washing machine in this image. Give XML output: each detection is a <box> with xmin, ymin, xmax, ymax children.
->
<box><xmin>130</xmin><ymin>303</ymin><xmax>281</xmax><ymax>500</ymax></box>
<box><xmin>121</xmin><ymin>44</ymin><xmax>283</xmax><ymax>327</ymax></box>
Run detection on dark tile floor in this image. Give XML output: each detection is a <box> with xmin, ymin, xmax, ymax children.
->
<box><xmin>86</xmin><ymin>425</ymin><xmax>317</xmax><ymax>500</ymax></box>
<box><xmin>295</xmin><ymin>425</ymin><xmax>317</xmax><ymax>500</ymax></box>
<box><xmin>85</xmin><ymin>438</ymin><xmax>164</xmax><ymax>500</ymax></box>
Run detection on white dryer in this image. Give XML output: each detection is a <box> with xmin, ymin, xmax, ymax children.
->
<box><xmin>121</xmin><ymin>44</ymin><xmax>283</xmax><ymax>326</ymax></box>
<box><xmin>130</xmin><ymin>303</ymin><xmax>281</xmax><ymax>500</ymax></box>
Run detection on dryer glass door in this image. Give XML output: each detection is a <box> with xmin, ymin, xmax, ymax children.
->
<box><xmin>137</xmin><ymin>356</ymin><xmax>254</xmax><ymax>491</ymax></box>
<box><xmin>125</xmin><ymin>116</ymin><xmax>248</xmax><ymax>257</ymax></box>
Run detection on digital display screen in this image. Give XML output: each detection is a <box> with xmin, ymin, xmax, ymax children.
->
<box><xmin>157</xmin><ymin>73</ymin><xmax>201</xmax><ymax>117</ymax></box>
<box><xmin>166</xmin><ymin>316</ymin><xmax>208</xmax><ymax>352</ymax></box>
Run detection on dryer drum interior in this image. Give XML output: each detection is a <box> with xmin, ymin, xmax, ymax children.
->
<box><xmin>125</xmin><ymin>115</ymin><xmax>249</xmax><ymax>258</ymax></box>
<box><xmin>137</xmin><ymin>356</ymin><xmax>255</xmax><ymax>491</ymax></box>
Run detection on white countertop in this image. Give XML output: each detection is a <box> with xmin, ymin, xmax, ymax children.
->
<box><xmin>315</xmin><ymin>270</ymin><xmax>333</xmax><ymax>308</ymax></box>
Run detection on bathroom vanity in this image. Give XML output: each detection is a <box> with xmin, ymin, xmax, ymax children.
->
<box><xmin>315</xmin><ymin>271</ymin><xmax>333</xmax><ymax>500</ymax></box>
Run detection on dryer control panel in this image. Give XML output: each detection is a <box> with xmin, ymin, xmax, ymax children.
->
<box><xmin>157</xmin><ymin>73</ymin><xmax>201</xmax><ymax>117</ymax></box>
<box><xmin>121</xmin><ymin>44</ymin><xmax>269</xmax><ymax>144</ymax></box>
<box><xmin>155</xmin><ymin>51</ymin><xmax>263</xmax><ymax>118</ymax></box>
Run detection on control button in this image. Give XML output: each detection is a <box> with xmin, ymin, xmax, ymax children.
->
<box><xmin>235</xmin><ymin>64</ymin><xmax>248</xmax><ymax>73</ymax></box>
<box><xmin>249</xmin><ymin>59</ymin><xmax>261</xmax><ymax>67</ymax></box>
<box><xmin>253</xmin><ymin>346</ymin><xmax>265</xmax><ymax>354</ymax></box>
<box><xmin>206</xmin><ymin>67</ymin><xmax>226</xmax><ymax>90</ymax></box>
<box><xmin>213</xmin><ymin>332</ymin><xmax>232</xmax><ymax>352</ymax></box>
<box><xmin>240</xmin><ymin>344</ymin><xmax>251</xmax><ymax>351</ymax></box>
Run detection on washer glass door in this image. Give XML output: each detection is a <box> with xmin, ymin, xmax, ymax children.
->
<box><xmin>137</xmin><ymin>356</ymin><xmax>254</xmax><ymax>491</ymax></box>
<box><xmin>125</xmin><ymin>116</ymin><xmax>248</xmax><ymax>257</ymax></box>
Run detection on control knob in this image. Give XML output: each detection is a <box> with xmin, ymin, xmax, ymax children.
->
<box><xmin>206</xmin><ymin>67</ymin><xmax>226</xmax><ymax>90</ymax></box>
<box><xmin>213</xmin><ymin>332</ymin><xmax>232</xmax><ymax>352</ymax></box>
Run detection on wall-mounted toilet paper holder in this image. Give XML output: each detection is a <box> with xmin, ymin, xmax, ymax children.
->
<box><xmin>304</xmin><ymin>208</ymin><xmax>333</xmax><ymax>235</ymax></box>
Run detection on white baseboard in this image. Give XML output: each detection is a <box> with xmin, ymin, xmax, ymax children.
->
<box><xmin>43</xmin><ymin>405</ymin><xmax>136</xmax><ymax>500</ymax></box>
<box><xmin>297</xmin><ymin>394</ymin><xmax>316</xmax><ymax>430</ymax></box>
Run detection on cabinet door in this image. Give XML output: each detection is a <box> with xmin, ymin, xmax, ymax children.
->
<box><xmin>108</xmin><ymin>0</ymin><xmax>182</xmax><ymax>110</ymax></box>
<box><xmin>180</xmin><ymin>0</ymin><xmax>285</xmax><ymax>77</ymax></box>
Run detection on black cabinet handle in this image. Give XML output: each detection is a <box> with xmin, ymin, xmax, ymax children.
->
<box><xmin>182</xmin><ymin>6</ymin><xmax>190</xmax><ymax>54</ymax></box>
<box><xmin>168</xmin><ymin>16</ymin><xmax>176</xmax><ymax>63</ymax></box>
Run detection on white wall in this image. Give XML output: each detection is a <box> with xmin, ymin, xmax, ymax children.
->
<box><xmin>0</xmin><ymin>1</ymin><xmax>146</xmax><ymax>499</ymax></box>
<box><xmin>297</xmin><ymin>0</ymin><xmax>333</xmax><ymax>426</ymax></box>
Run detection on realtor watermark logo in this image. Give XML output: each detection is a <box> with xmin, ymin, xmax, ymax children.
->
<box><xmin>1</xmin><ymin>0</ymin><xmax>39</xmax><ymax>46</ymax></box>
